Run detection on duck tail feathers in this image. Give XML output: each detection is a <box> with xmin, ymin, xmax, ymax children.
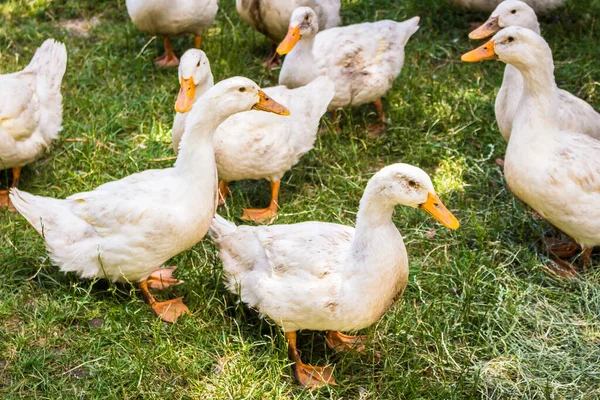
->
<box><xmin>307</xmin><ymin>76</ymin><xmax>336</xmax><ymax>112</ymax></box>
<box><xmin>23</xmin><ymin>39</ymin><xmax>67</xmax><ymax>143</ymax></box>
<box><xmin>398</xmin><ymin>16</ymin><xmax>420</xmax><ymax>44</ymax></box>
<box><xmin>9</xmin><ymin>188</ymin><xmax>57</xmax><ymax>236</ymax></box>
<box><xmin>24</xmin><ymin>39</ymin><xmax>68</xmax><ymax>92</ymax></box>
<box><xmin>209</xmin><ymin>214</ymin><xmax>238</xmax><ymax>240</ymax></box>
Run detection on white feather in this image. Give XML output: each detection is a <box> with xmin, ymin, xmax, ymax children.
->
<box><xmin>0</xmin><ymin>39</ymin><xmax>67</xmax><ymax>170</ymax></box>
<box><xmin>279</xmin><ymin>11</ymin><xmax>419</xmax><ymax>111</ymax></box>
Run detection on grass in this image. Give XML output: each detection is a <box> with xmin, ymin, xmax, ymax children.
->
<box><xmin>0</xmin><ymin>0</ymin><xmax>599</xmax><ymax>398</ymax></box>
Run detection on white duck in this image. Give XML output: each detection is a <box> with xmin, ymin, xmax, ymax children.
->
<box><xmin>462</xmin><ymin>27</ymin><xmax>600</xmax><ymax>268</ymax></box>
<box><xmin>236</xmin><ymin>0</ymin><xmax>341</xmax><ymax>67</ymax></box>
<box><xmin>172</xmin><ymin>52</ymin><xmax>333</xmax><ymax>223</ymax></box>
<box><xmin>448</xmin><ymin>0</ymin><xmax>566</xmax><ymax>13</ymax></box>
<box><xmin>277</xmin><ymin>7</ymin><xmax>420</xmax><ymax>135</ymax></box>
<box><xmin>10</xmin><ymin>77</ymin><xmax>289</xmax><ymax>323</ymax></box>
<box><xmin>465</xmin><ymin>0</ymin><xmax>600</xmax><ymax>142</ymax></box>
<box><xmin>209</xmin><ymin>163</ymin><xmax>459</xmax><ymax>387</ymax></box>
<box><xmin>172</xmin><ymin>49</ymin><xmax>214</xmax><ymax>152</ymax></box>
<box><xmin>212</xmin><ymin>76</ymin><xmax>335</xmax><ymax>223</ymax></box>
<box><xmin>0</xmin><ymin>39</ymin><xmax>67</xmax><ymax>210</ymax></box>
<box><xmin>126</xmin><ymin>0</ymin><xmax>218</xmax><ymax>68</ymax></box>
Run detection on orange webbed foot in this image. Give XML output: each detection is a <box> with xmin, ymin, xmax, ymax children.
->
<box><xmin>155</xmin><ymin>36</ymin><xmax>179</xmax><ymax>68</ymax></box>
<box><xmin>241</xmin><ymin>207</ymin><xmax>277</xmax><ymax>224</ymax></box>
<box><xmin>242</xmin><ymin>181</ymin><xmax>280</xmax><ymax>223</ymax></box>
<box><xmin>286</xmin><ymin>331</ymin><xmax>336</xmax><ymax>388</ymax></box>
<box><xmin>543</xmin><ymin>237</ymin><xmax>581</xmax><ymax>259</ymax></box>
<box><xmin>293</xmin><ymin>360</ymin><xmax>336</xmax><ymax>388</ymax></box>
<box><xmin>326</xmin><ymin>331</ymin><xmax>369</xmax><ymax>353</ymax></box>
<box><xmin>544</xmin><ymin>259</ymin><xmax>578</xmax><ymax>279</ymax></box>
<box><xmin>151</xmin><ymin>297</ymin><xmax>190</xmax><ymax>323</ymax></box>
<box><xmin>146</xmin><ymin>266</ymin><xmax>183</xmax><ymax>290</ymax></box>
<box><xmin>366</xmin><ymin>122</ymin><xmax>387</xmax><ymax>139</ymax></box>
<box><xmin>155</xmin><ymin>54</ymin><xmax>179</xmax><ymax>68</ymax></box>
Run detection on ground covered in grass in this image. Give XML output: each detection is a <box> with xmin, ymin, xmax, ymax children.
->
<box><xmin>1</xmin><ymin>0</ymin><xmax>599</xmax><ymax>398</ymax></box>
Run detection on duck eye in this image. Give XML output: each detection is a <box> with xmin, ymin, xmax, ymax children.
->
<box><xmin>507</xmin><ymin>36</ymin><xmax>514</xmax><ymax>43</ymax></box>
<box><xmin>408</xmin><ymin>180</ymin><xmax>417</xmax><ymax>187</ymax></box>
<box><xmin>239</xmin><ymin>87</ymin><xmax>246</xmax><ymax>92</ymax></box>
<box><xmin>511</xmin><ymin>9</ymin><xmax>517</xmax><ymax>14</ymax></box>
<box><xmin>304</xmin><ymin>15</ymin><xmax>309</xmax><ymax>21</ymax></box>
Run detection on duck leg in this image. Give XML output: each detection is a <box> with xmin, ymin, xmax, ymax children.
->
<box><xmin>367</xmin><ymin>98</ymin><xmax>387</xmax><ymax>138</ymax></box>
<box><xmin>218</xmin><ymin>180</ymin><xmax>231</xmax><ymax>206</ymax></box>
<box><xmin>1</xmin><ymin>167</ymin><xmax>21</xmax><ymax>210</ymax></box>
<box><xmin>0</xmin><ymin>190</ymin><xmax>8</xmax><ymax>208</ymax></box>
<box><xmin>326</xmin><ymin>331</ymin><xmax>368</xmax><ymax>353</ymax></box>
<box><xmin>155</xmin><ymin>37</ymin><xmax>179</xmax><ymax>68</ymax></box>
<box><xmin>328</xmin><ymin>110</ymin><xmax>342</xmax><ymax>134</ymax></box>
<box><xmin>373</xmin><ymin>98</ymin><xmax>387</xmax><ymax>123</ymax></box>
<box><xmin>242</xmin><ymin>180</ymin><xmax>279</xmax><ymax>224</ymax></box>
<box><xmin>580</xmin><ymin>247</ymin><xmax>593</xmax><ymax>269</ymax></box>
<box><xmin>139</xmin><ymin>280</ymin><xmax>189</xmax><ymax>323</ymax></box>
<box><xmin>194</xmin><ymin>35</ymin><xmax>202</xmax><ymax>49</ymax></box>
<box><xmin>286</xmin><ymin>331</ymin><xmax>335</xmax><ymax>388</ymax></box>
<box><xmin>146</xmin><ymin>266</ymin><xmax>184</xmax><ymax>290</ymax></box>
<box><xmin>263</xmin><ymin>42</ymin><xmax>282</xmax><ymax>69</ymax></box>
<box><xmin>11</xmin><ymin>167</ymin><xmax>21</xmax><ymax>188</ymax></box>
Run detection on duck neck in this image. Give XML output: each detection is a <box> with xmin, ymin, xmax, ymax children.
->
<box><xmin>349</xmin><ymin>190</ymin><xmax>403</xmax><ymax>273</ymax></box>
<box><xmin>355</xmin><ymin>194</ymin><xmax>396</xmax><ymax>229</ymax></box>
<box><xmin>502</xmin><ymin>64</ymin><xmax>521</xmax><ymax>92</ymax></box>
<box><xmin>192</xmin><ymin>76</ymin><xmax>214</xmax><ymax>104</ymax></box>
<box><xmin>341</xmin><ymin>187</ymin><xmax>409</xmax><ymax>318</ymax></box>
<box><xmin>510</xmin><ymin>55</ymin><xmax>560</xmax><ymax>141</ymax></box>
<box><xmin>174</xmin><ymin>95</ymin><xmax>226</xmax><ymax>178</ymax></box>
<box><xmin>293</xmin><ymin>35</ymin><xmax>315</xmax><ymax>59</ymax></box>
<box><xmin>529</xmin><ymin>22</ymin><xmax>541</xmax><ymax>36</ymax></box>
<box><xmin>519</xmin><ymin>61</ymin><xmax>556</xmax><ymax>100</ymax></box>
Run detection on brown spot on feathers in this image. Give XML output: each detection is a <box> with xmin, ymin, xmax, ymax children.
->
<box><xmin>324</xmin><ymin>301</ymin><xmax>338</xmax><ymax>312</ymax></box>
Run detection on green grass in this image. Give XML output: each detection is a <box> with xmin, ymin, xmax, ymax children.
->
<box><xmin>1</xmin><ymin>0</ymin><xmax>599</xmax><ymax>398</ymax></box>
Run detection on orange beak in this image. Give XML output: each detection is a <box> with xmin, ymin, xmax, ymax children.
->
<box><xmin>419</xmin><ymin>192</ymin><xmax>460</xmax><ymax>230</ymax></box>
<box><xmin>175</xmin><ymin>77</ymin><xmax>196</xmax><ymax>113</ymax></box>
<box><xmin>468</xmin><ymin>16</ymin><xmax>501</xmax><ymax>40</ymax></box>
<box><xmin>461</xmin><ymin>40</ymin><xmax>497</xmax><ymax>63</ymax></box>
<box><xmin>251</xmin><ymin>90</ymin><xmax>290</xmax><ymax>115</ymax></box>
<box><xmin>276</xmin><ymin>25</ymin><xmax>301</xmax><ymax>55</ymax></box>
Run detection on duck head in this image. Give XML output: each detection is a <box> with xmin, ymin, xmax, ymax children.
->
<box><xmin>367</xmin><ymin>164</ymin><xmax>460</xmax><ymax>230</ymax></box>
<box><xmin>202</xmin><ymin>77</ymin><xmax>290</xmax><ymax>119</ymax></box>
<box><xmin>276</xmin><ymin>7</ymin><xmax>319</xmax><ymax>55</ymax></box>
<box><xmin>175</xmin><ymin>49</ymin><xmax>213</xmax><ymax>113</ymax></box>
<box><xmin>469</xmin><ymin>0</ymin><xmax>540</xmax><ymax>40</ymax></box>
<box><xmin>462</xmin><ymin>26</ymin><xmax>551</xmax><ymax>71</ymax></box>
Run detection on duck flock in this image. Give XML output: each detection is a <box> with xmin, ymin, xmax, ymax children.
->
<box><xmin>1</xmin><ymin>0</ymin><xmax>598</xmax><ymax>388</ymax></box>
